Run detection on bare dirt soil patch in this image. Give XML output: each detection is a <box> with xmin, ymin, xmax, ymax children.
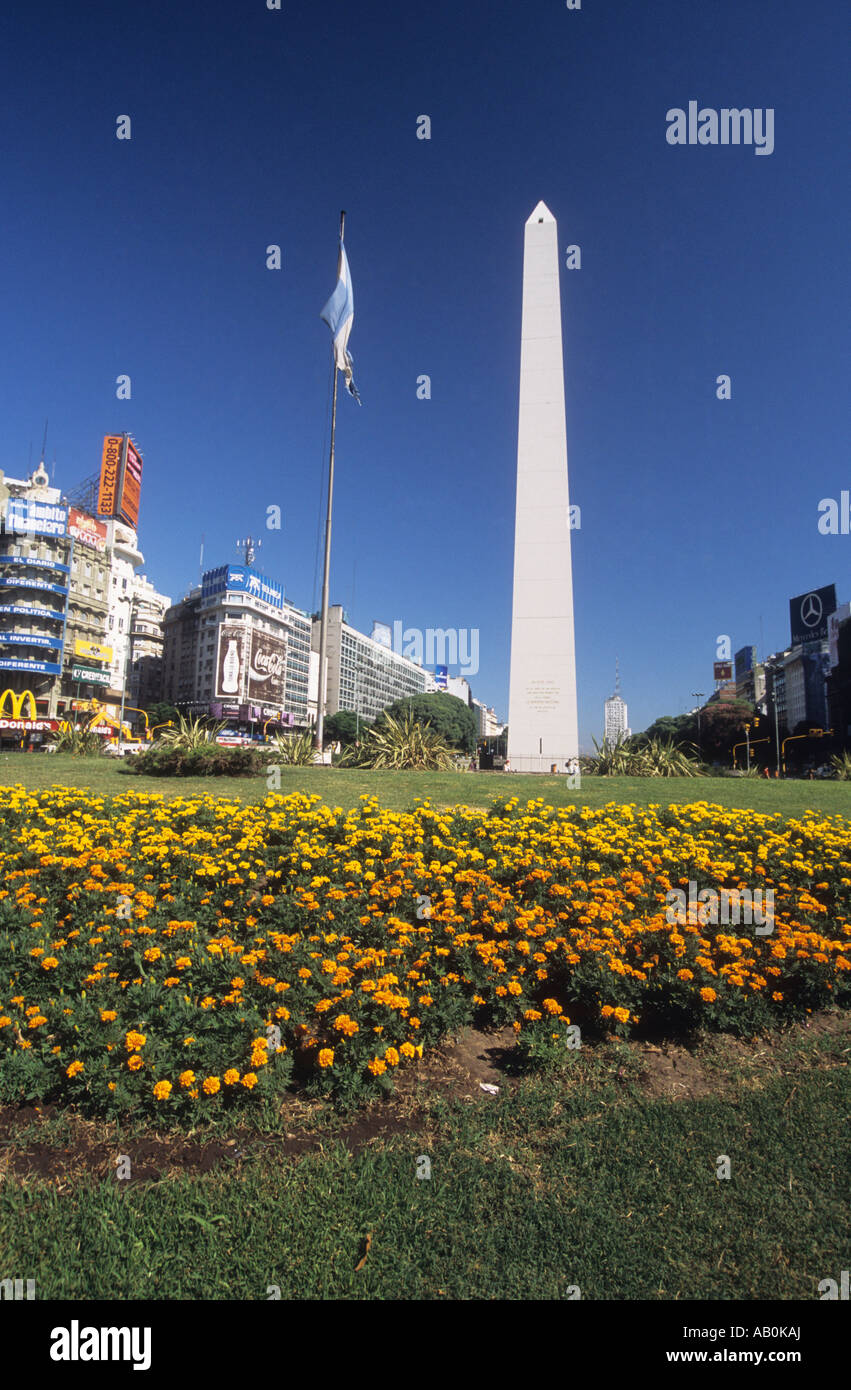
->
<box><xmin>1</xmin><ymin>1013</ymin><xmax>846</xmax><ymax>1184</ymax></box>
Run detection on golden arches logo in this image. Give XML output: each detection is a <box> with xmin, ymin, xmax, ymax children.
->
<box><xmin>0</xmin><ymin>688</ymin><xmax>37</xmax><ymax>720</ymax></box>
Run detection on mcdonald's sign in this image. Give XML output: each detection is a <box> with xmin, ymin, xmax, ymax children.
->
<box><xmin>0</xmin><ymin>689</ymin><xmax>38</xmax><ymax>720</ymax></box>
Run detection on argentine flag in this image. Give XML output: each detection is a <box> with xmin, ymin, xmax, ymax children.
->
<box><xmin>320</xmin><ymin>242</ymin><xmax>361</xmax><ymax>403</ymax></box>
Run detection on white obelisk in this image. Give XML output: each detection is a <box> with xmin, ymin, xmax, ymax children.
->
<box><xmin>507</xmin><ymin>201</ymin><xmax>579</xmax><ymax>773</ymax></box>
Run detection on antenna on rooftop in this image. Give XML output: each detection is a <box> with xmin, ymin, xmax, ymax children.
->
<box><xmin>236</xmin><ymin>536</ymin><xmax>261</xmax><ymax>567</ymax></box>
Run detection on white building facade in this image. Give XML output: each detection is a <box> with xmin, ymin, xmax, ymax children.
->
<box><xmin>313</xmin><ymin>605</ymin><xmax>429</xmax><ymax>723</ymax></box>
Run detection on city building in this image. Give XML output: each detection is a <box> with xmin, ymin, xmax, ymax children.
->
<box><xmin>161</xmin><ymin>563</ymin><xmax>312</xmax><ymax>730</ymax></box>
<box><xmin>312</xmin><ymin>604</ymin><xmax>429</xmax><ymax>723</ymax></box>
<box><xmin>782</xmin><ymin>643</ymin><xmax>830</xmax><ymax>731</ymax></box>
<box><xmin>603</xmin><ymin>662</ymin><xmax>630</xmax><ymax>745</ymax></box>
<box><xmin>734</xmin><ymin>645</ymin><xmax>765</xmax><ymax>708</ymax></box>
<box><xmin>0</xmin><ymin>438</ymin><xmax>169</xmax><ymax>742</ymax></box>
<box><xmin>129</xmin><ymin>574</ymin><xmax>171</xmax><ymax>710</ymax></box>
<box><xmin>707</xmin><ymin>680</ymin><xmax>739</xmax><ymax>705</ymax></box>
<box><xmin>0</xmin><ymin>463</ymin><xmax>118</xmax><ymax>725</ymax></box>
<box><xmin>827</xmin><ymin>613</ymin><xmax>851</xmax><ymax>742</ymax></box>
<box><xmin>472</xmin><ymin>698</ymin><xmax>504</xmax><ymax>738</ymax></box>
<box><xmin>104</xmin><ymin>519</ymin><xmax>144</xmax><ymax>710</ymax></box>
<box><xmin>0</xmin><ymin>464</ymin><xmax>70</xmax><ymax>721</ymax></box>
<box><xmin>445</xmin><ymin>675</ymin><xmax>472</xmax><ymax>706</ymax></box>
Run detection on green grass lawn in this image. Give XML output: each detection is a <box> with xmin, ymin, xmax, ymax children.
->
<box><xmin>2</xmin><ymin>752</ymin><xmax>849</xmax><ymax>1301</ymax></box>
<box><xmin>1</xmin><ymin>751</ymin><xmax>849</xmax><ymax>815</ymax></box>
<box><xmin>1</xmin><ymin>1019</ymin><xmax>847</xmax><ymax>1299</ymax></box>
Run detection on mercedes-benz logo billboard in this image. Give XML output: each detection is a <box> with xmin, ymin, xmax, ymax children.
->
<box><xmin>800</xmin><ymin>592</ymin><xmax>823</xmax><ymax>628</ymax></box>
<box><xmin>790</xmin><ymin>584</ymin><xmax>835</xmax><ymax>645</ymax></box>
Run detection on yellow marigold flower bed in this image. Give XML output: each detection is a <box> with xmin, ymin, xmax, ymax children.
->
<box><xmin>0</xmin><ymin>787</ymin><xmax>849</xmax><ymax>1114</ymax></box>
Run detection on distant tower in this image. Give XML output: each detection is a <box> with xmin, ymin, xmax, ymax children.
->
<box><xmin>507</xmin><ymin>201</ymin><xmax>579</xmax><ymax>772</ymax></box>
<box><xmin>604</xmin><ymin>659</ymin><xmax>630</xmax><ymax>745</ymax></box>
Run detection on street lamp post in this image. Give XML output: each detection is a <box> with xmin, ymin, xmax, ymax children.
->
<box><xmin>691</xmin><ymin>692</ymin><xmax>705</xmax><ymax>761</ymax></box>
<box><xmin>117</xmin><ymin>594</ymin><xmax>133</xmax><ymax>740</ymax></box>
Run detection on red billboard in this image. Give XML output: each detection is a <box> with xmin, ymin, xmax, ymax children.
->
<box><xmin>713</xmin><ymin>661</ymin><xmax>733</xmax><ymax>681</ymax></box>
<box><xmin>118</xmin><ymin>439</ymin><xmax>143</xmax><ymax>528</ymax></box>
<box><xmin>68</xmin><ymin>508</ymin><xmax>107</xmax><ymax>553</ymax></box>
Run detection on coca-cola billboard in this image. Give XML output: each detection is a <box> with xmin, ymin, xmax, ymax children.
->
<box><xmin>215</xmin><ymin>625</ymin><xmax>246</xmax><ymax>699</ymax></box>
<box><xmin>247</xmin><ymin>630</ymin><xmax>287</xmax><ymax>705</ymax></box>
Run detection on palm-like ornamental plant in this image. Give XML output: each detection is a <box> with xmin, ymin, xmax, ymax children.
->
<box><xmin>269</xmin><ymin>729</ymin><xmax>317</xmax><ymax>766</ymax></box>
<box><xmin>54</xmin><ymin>724</ymin><xmax>104</xmax><ymax>756</ymax></box>
<box><xmin>829</xmin><ymin>751</ymin><xmax>851</xmax><ymax>780</ymax></box>
<box><xmin>157</xmin><ymin>715</ymin><xmax>226</xmax><ymax>750</ymax></box>
<box><xmin>588</xmin><ymin>734</ymin><xmax>704</xmax><ymax>777</ymax></box>
<box><xmin>340</xmin><ymin>710</ymin><xmax>456</xmax><ymax>770</ymax></box>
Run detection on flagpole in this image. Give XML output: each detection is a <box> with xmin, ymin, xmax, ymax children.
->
<box><xmin>315</xmin><ymin>210</ymin><xmax>346</xmax><ymax>755</ymax></box>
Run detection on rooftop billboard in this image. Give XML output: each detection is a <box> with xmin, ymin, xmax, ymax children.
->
<box><xmin>118</xmin><ymin>439</ymin><xmax>143</xmax><ymax>528</ymax></box>
<box><xmin>789</xmin><ymin>585</ymin><xmax>836</xmax><ymax>645</ymax></box>
<box><xmin>202</xmin><ymin>565</ymin><xmax>285</xmax><ymax>611</ymax></box>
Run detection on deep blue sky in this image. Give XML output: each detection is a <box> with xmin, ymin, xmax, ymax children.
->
<box><xmin>0</xmin><ymin>0</ymin><xmax>846</xmax><ymax>748</ymax></box>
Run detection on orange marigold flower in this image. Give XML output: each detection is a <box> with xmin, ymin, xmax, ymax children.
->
<box><xmin>127</xmin><ymin>1054</ymin><xmax>143</xmax><ymax>1071</ymax></box>
<box><xmin>318</xmin><ymin>1048</ymin><xmax>335</xmax><ymax>1068</ymax></box>
<box><xmin>100</xmin><ymin>1010</ymin><xmax>118</xmax><ymax>1022</ymax></box>
<box><xmin>178</xmin><ymin>1071</ymin><xmax>196</xmax><ymax>1088</ymax></box>
<box><xmin>223</xmin><ymin>1068</ymin><xmax>240</xmax><ymax>1085</ymax></box>
<box><xmin>700</xmin><ymin>987</ymin><xmax>717</xmax><ymax>1003</ymax></box>
<box><xmin>202</xmin><ymin>1076</ymin><xmax>221</xmax><ymax>1095</ymax></box>
<box><xmin>66</xmin><ymin>1060</ymin><xmax>84</xmax><ymax>1078</ymax></box>
<box><xmin>153</xmin><ymin>1080</ymin><xmax>172</xmax><ymax>1101</ymax></box>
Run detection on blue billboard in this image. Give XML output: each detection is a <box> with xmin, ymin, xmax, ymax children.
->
<box><xmin>0</xmin><ymin>577</ymin><xmax>68</xmax><ymax>596</ymax></box>
<box><xmin>0</xmin><ymin>632</ymin><xmax>62</xmax><ymax>649</ymax></box>
<box><xmin>3</xmin><ymin>556</ymin><xmax>70</xmax><ymax>574</ymax></box>
<box><xmin>0</xmin><ymin>658</ymin><xmax>62</xmax><ymax>675</ymax></box>
<box><xmin>202</xmin><ymin>565</ymin><xmax>285</xmax><ymax>611</ymax></box>
<box><xmin>0</xmin><ymin>603</ymin><xmax>64</xmax><ymax>621</ymax></box>
<box><xmin>3</xmin><ymin>499</ymin><xmax>67</xmax><ymax>537</ymax></box>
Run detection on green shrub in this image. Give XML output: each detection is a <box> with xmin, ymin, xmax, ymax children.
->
<box><xmin>124</xmin><ymin>743</ymin><xmax>265</xmax><ymax>778</ymax></box>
